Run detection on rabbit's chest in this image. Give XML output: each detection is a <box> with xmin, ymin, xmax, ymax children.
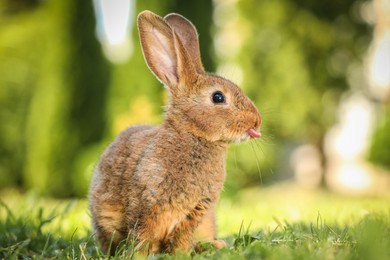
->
<box><xmin>168</xmin><ymin>159</ymin><xmax>226</xmax><ymax>206</ymax></box>
<box><xmin>138</xmin><ymin>134</ymin><xmax>227</xmax><ymax>208</ymax></box>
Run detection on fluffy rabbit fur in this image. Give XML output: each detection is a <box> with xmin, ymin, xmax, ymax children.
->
<box><xmin>89</xmin><ymin>10</ymin><xmax>262</xmax><ymax>255</ymax></box>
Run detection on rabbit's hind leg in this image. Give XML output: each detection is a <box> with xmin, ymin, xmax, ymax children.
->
<box><xmin>91</xmin><ymin>202</ymin><xmax>125</xmax><ymax>255</ymax></box>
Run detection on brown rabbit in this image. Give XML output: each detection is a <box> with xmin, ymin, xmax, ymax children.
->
<box><xmin>89</xmin><ymin>10</ymin><xmax>262</xmax><ymax>255</ymax></box>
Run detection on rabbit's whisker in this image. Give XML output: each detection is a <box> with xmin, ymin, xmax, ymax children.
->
<box><xmin>249</xmin><ymin>141</ymin><xmax>263</xmax><ymax>184</ymax></box>
<box><xmin>254</xmin><ymin>139</ymin><xmax>275</xmax><ymax>176</ymax></box>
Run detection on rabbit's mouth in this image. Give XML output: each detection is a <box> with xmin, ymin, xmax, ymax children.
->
<box><xmin>231</xmin><ymin>128</ymin><xmax>261</xmax><ymax>143</ymax></box>
<box><xmin>247</xmin><ymin>128</ymin><xmax>261</xmax><ymax>139</ymax></box>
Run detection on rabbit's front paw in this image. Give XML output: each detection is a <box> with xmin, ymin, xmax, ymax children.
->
<box><xmin>211</xmin><ymin>239</ymin><xmax>227</xmax><ymax>249</ymax></box>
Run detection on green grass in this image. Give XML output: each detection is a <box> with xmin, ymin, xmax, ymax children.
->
<box><xmin>1</xmin><ymin>185</ymin><xmax>390</xmax><ymax>259</ymax></box>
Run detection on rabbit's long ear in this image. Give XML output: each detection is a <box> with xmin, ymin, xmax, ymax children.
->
<box><xmin>164</xmin><ymin>13</ymin><xmax>204</xmax><ymax>73</ymax></box>
<box><xmin>137</xmin><ymin>11</ymin><xmax>197</xmax><ymax>90</ymax></box>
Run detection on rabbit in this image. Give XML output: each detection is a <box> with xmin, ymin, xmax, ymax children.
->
<box><xmin>89</xmin><ymin>10</ymin><xmax>262</xmax><ymax>255</ymax></box>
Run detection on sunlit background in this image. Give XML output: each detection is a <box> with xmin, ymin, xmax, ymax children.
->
<box><xmin>0</xmin><ymin>0</ymin><xmax>389</xmax><ymax>238</ymax></box>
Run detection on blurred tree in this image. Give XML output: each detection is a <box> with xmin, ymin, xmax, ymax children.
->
<box><xmin>369</xmin><ymin>107</ymin><xmax>390</xmax><ymax>170</ymax></box>
<box><xmin>0</xmin><ymin>1</ymin><xmax>46</xmax><ymax>188</ymax></box>
<box><xmin>0</xmin><ymin>0</ymin><xmax>110</xmax><ymax>197</ymax></box>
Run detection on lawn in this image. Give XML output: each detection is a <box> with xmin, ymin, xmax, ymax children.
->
<box><xmin>1</xmin><ymin>184</ymin><xmax>389</xmax><ymax>259</ymax></box>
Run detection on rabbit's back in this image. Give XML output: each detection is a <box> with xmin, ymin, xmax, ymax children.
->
<box><xmin>92</xmin><ymin>124</ymin><xmax>157</xmax><ymax>190</ymax></box>
<box><xmin>89</xmin><ymin>125</ymin><xmax>157</xmax><ymax>252</ymax></box>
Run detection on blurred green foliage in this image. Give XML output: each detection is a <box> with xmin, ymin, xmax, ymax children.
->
<box><xmin>223</xmin><ymin>0</ymin><xmax>372</xmax><ymax>190</ymax></box>
<box><xmin>0</xmin><ymin>0</ymin><xmax>384</xmax><ymax>198</ymax></box>
<box><xmin>0</xmin><ymin>0</ymin><xmax>109</xmax><ymax>197</ymax></box>
<box><xmin>369</xmin><ymin>106</ymin><xmax>390</xmax><ymax>170</ymax></box>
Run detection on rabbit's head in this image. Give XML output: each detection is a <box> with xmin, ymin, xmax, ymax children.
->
<box><xmin>138</xmin><ymin>11</ymin><xmax>261</xmax><ymax>143</ymax></box>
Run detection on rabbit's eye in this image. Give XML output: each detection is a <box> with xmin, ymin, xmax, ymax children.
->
<box><xmin>212</xmin><ymin>91</ymin><xmax>225</xmax><ymax>104</ymax></box>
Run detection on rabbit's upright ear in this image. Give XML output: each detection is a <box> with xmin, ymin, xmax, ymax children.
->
<box><xmin>137</xmin><ymin>11</ymin><xmax>197</xmax><ymax>90</ymax></box>
<box><xmin>164</xmin><ymin>14</ymin><xmax>204</xmax><ymax>73</ymax></box>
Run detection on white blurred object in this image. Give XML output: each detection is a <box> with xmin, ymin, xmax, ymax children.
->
<box><xmin>324</xmin><ymin>94</ymin><xmax>376</xmax><ymax>193</ymax></box>
<box><xmin>291</xmin><ymin>144</ymin><xmax>323</xmax><ymax>189</ymax></box>
<box><xmin>336</xmin><ymin>163</ymin><xmax>372</xmax><ymax>189</ymax></box>
<box><xmin>94</xmin><ymin>0</ymin><xmax>135</xmax><ymax>63</ymax></box>
<box><xmin>367</xmin><ymin>0</ymin><xmax>390</xmax><ymax>100</ymax></box>
<box><xmin>368</xmin><ymin>30</ymin><xmax>390</xmax><ymax>99</ymax></box>
<box><xmin>326</xmin><ymin>95</ymin><xmax>375</xmax><ymax>161</ymax></box>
